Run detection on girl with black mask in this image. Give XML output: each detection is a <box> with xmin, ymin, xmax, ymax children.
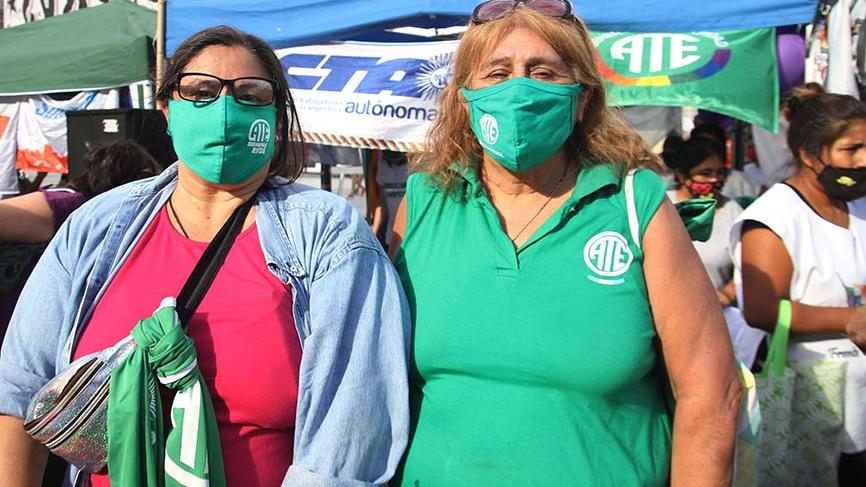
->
<box><xmin>733</xmin><ymin>83</ymin><xmax>866</xmax><ymax>486</ymax></box>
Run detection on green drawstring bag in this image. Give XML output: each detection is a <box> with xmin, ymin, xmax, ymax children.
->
<box><xmin>674</xmin><ymin>198</ymin><xmax>716</xmax><ymax>242</ymax></box>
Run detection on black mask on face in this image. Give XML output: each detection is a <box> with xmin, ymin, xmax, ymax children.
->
<box><xmin>815</xmin><ymin>162</ymin><xmax>866</xmax><ymax>202</ymax></box>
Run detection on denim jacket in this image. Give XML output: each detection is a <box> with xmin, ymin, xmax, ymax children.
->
<box><xmin>0</xmin><ymin>164</ymin><xmax>411</xmax><ymax>486</ymax></box>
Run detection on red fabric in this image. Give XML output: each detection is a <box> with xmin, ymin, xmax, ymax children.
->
<box><xmin>73</xmin><ymin>206</ymin><xmax>301</xmax><ymax>487</ymax></box>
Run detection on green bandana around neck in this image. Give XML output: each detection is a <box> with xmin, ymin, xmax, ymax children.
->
<box><xmin>107</xmin><ymin>297</ymin><xmax>226</xmax><ymax>487</ymax></box>
<box><xmin>675</xmin><ymin>197</ymin><xmax>717</xmax><ymax>242</ymax></box>
<box><xmin>461</xmin><ymin>77</ymin><xmax>583</xmax><ymax>173</ymax></box>
<box><xmin>168</xmin><ymin>97</ymin><xmax>276</xmax><ymax>185</ymax></box>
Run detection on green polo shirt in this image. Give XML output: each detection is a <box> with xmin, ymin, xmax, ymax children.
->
<box><xmin>393</xmin><ymin>163</ymin><xmax>671</xmax><ymax>486</ymax></box>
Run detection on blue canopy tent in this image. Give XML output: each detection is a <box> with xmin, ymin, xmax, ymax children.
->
<box><xmin>166</xmin><ymin>0</ymin><xmax>818</xmax><ymax>54</ymax></box>
<box><xmin>164</xmin><ymin>0</ymin><xmax>818</xmax><ymax>190</ymax></box>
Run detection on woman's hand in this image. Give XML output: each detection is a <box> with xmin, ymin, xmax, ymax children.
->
<box><xmin>716</xmin><ymin>279</ymin><xmax>737</xmax><ymax>308</ymax></box>
<box><xmin>846</xmin><ymin>307</ymin><xmax>866</xmax><ymax>352</ymax></box>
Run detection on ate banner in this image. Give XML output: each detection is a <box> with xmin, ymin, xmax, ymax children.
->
<box><xmin>592</xmin><ymin>29</ymin><xmax>779</xmax><ymax>132</ymax></box>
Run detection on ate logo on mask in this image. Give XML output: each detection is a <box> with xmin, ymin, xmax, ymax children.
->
<box><xmin>247</xmin><ymin>119</ymin><xmax>271</xmax><ymax>155</ymax></box>
<box><xmin>479</xmin><ymin>114</ymin><xmax>499</xmax><ymax>145</ymax></box>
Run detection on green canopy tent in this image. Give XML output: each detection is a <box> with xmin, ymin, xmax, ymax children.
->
<box><xmin>0</xmin><ymin>1</ymin><xmax>156</xmax><ymax>96</ymax></box>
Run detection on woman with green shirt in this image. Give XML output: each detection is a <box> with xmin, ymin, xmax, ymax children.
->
<box><xmin>389</xmin><ymin>1</ymin><xmax>741</xmax><ymax>485</ymax></box>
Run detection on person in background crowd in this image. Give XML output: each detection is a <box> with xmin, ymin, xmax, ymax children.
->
<box><xmin>0</xmin><ymin>25</ymin><xmax>410</xmax><ymax>487</ymax></box>
<box><xmin>390</xmin><ymin>2</ymin><xmax>740</xmax><ymax>485</ymax></box>
<box><xmin>732</xmin><ymin>83</ymin><xmax>866</xmax><ymax>486</ymax></box>
<box><xmin>664</xmin><ymin>136</ymin><xmax>758</xmax><ymax>365</ymax></box>
<box><xmin>665</xmin><ymin>136</ymin><xmax>743</xmax><ymax>306</ymax></box>
<box><xmin>691</xmin><ymin>122</ymin><xmax>764</xmax><ymax>200</ymax></box>
<box><xmin>0</xmin><ymin>139</ymin><xmax>162</xmax><ymax>338</ymax></box>
<box><xmin>370</xmin><ymin>150</ymin><xmax>409</xmax><ymax>248</ymax></box>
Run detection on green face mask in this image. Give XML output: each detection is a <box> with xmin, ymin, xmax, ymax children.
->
<box><xmin>461</xmin><ymin>77</ymin><xmax>583</xmax><ymax>173</ymax></box>
<box><xmin>168</xmin><ymin>97</ymin><xmax>277</xmax><ymax>185</ymax></box>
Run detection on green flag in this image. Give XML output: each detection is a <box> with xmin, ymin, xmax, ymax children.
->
<box><xmin>592</xmin><ymin>29</ymin><xmax>779</xmax><ymax>132</ymax></box>
<box><xmin>108</xmin><ymin>297</ymin><xmax>226</xmax><ymax>487</ymax></box>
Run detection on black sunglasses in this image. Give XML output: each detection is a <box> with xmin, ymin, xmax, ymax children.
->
<box><xmin>471</xmin><ymin>0</ymin><xmax>573</xmax><ymax>23</ymax></box>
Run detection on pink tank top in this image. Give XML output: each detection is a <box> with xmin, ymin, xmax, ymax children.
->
<box><xmin>73</xmin><ymin>206</ymin><xmax>301</xmax><ymax>487</ymax></box>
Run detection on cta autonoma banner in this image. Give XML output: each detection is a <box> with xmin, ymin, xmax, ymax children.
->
<box><xmin>278</xmin><ymin>29</ymin><xmax>777</xmax><ymax>151</ymax></box>
<box><xmin>277</xmin><ymin>41</ymin><xmax>457</xmax><ymax>152</ymax></box>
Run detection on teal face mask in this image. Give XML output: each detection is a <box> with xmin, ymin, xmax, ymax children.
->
<box><xmin>168</xmin><ymin>97</ymin><xmax>277</xmax><ymax>185</ymax></box>
<box><xmin>461</xmin><ymin>78</ymin><xmax>583</xmax><ymax>173</ymax></box>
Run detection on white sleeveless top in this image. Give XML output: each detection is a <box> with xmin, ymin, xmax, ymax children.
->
<box><xmin>731</xmin><ymin>183</ymin><xmax>866</xmax><ymax>453</ymax></box>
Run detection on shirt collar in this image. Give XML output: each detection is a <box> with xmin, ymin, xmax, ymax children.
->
<box><xmin>451</xmin><ymin>161</ymin><xmax>622</xmax><ymax>203</ymax></box>
<box><xmin>566</xmin><ymin>162</ymin><xmax>621</xmax><ymax>206</ymax></box>
<box><xmin>450</xmin><ymin>162</ymin><xmax>483</xmax><ymax>197</ymax></box>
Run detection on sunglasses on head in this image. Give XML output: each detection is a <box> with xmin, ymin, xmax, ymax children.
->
<box><xmin>471</xmin><ymin>0</ymin><xmax>574</xmax><ymax>23</ymax></box>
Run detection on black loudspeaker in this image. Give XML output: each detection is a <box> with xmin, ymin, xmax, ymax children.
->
<box><xmin>66</xmin><ymin>109</ymin><xmax>175</xmax><ymax>179</ymax></box>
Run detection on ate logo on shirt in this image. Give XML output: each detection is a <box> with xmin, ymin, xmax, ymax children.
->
<box><xmin>583</xmin><ymin>231</ymin><xmax>633</xmax><ymax>285</ymax></box>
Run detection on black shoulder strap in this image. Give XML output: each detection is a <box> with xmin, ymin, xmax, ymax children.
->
<box><xmin>175</xmin><ymin>195</ymin><xmax>256</xmax><ymax>326</ymax></box>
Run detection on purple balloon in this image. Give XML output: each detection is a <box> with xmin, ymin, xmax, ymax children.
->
<box><xmin>777</xmin><ymin>31</ymin><xmax>806</xmax><ymax>97</ymax></box>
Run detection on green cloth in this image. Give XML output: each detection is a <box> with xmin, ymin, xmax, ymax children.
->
<box><xmin>674</xmin><ymin>197</ymin><xmax>717</xmax><ymax>242</ymax></box>
<box><xmin>592</xmin><ymin>28</ymin><xmax>779</xmax><ymax>132</ymax></box>
<box><xmin>108</xmin><ymin>298</ymin><xmax>226</xmax><ymax>487</ymax></box>
<box><xmin>0</xmin><ymin>0</ymin><xmax>154</xmax><ymax>95</ymax></box>
<box><xmin>393</xmin><ymin>164</ymin><xmax>672</xmax><ymax>486</ymax></box>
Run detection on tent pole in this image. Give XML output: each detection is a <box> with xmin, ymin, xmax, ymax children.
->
<box><xmin>155</xmin><ymin>0</ymin><xmax>166</xmax><ymax>109</ymax></box>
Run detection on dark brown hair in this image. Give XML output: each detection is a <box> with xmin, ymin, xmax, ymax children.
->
<box><xmin>67</xmin><ymin>139</ymin><xmax>162</xmax><ymax>199</ymax></box>
<box><xmin>156</xmin><ymin>25</ymin><xmax>304</xmax><ymax>182</ymax></box>
<box><xmin>663</xmin><ymin>135</ymin><xmax>723</xmax><ymax>176</ymax></box>
<box><xmin>785</xmin><ymin>82</ymin><xmax>866</xmax><ymax>164</ymax></box>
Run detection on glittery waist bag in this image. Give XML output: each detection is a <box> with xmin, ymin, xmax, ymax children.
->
<box><xmin>21</xmin><ymin>194</ymin><xmax>254</xmax><ymax>472</ymax></box>
<box><xmin>23</xmin><ymin>337</ymin><xmax>136</xmax><ymax>472</ymax></box>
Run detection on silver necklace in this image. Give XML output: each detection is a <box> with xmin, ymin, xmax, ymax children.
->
<box><xmin>508</xmin><ymin>166</ymin><xmax>569</xmax><ymax>245</ymax></box>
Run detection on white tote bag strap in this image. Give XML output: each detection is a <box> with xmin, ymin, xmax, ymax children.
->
<box><xmin>625</xmin><ymin>169</ymin><xmax>641</xmax><ymax>249</ymax></box>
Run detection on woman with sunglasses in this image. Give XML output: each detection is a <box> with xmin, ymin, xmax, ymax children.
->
<box><xmin>389</xmin><ymin>2</ymin><xmax>740</xmax><ymax>485</ymax></box>
<box><xmin>0</xmin><ymin>26</ymin><xmax>411</xmax><ymax>486</ymax></box>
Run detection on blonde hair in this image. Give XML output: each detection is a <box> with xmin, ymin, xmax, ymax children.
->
<box><xmin>414</xmin><ymin>7</ymin><xmax>658</xmax><ymax>192</ymax></box>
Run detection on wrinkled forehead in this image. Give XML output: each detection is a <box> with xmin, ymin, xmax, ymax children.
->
<box><xmin>482</xmin><ymin>28</ymin><xmax>566</xmax><ymax>66</ymax></box>
<box><xmin>464</xmin><ymin>18</ymin><xmax>583</xmax><ymax>78</ymax></box>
